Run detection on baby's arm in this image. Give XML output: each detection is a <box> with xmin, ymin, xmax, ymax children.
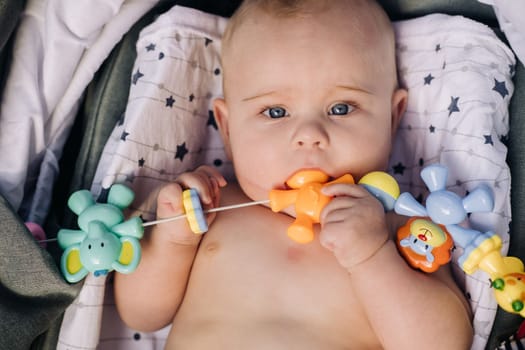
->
<box><xmin>114</xmin><ymin>165</ymin><xmax>226</xmax><ymax>332</ymax></box>
<box><xmin>320</xmin><ymin>183</ymin><xmax>473</xmax><ymax>350</ymax></box>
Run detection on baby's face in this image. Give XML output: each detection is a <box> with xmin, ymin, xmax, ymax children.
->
<box><xmin>215</xmin><ymin>5</ymin><xmax>406</xmax><ymax>201</ymax></box>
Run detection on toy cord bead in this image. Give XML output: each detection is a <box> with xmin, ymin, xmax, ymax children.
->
<box><xmin>182</xmin><ymin>189</ymin><xmax>208</xmax><ymax>234</ymax></box>
<box><xmin>25</xmin><ymin>222</ymin><xmax>47</xmax><ymax>248</ymax></box>
<box><xmin>358</xmin><ymin>171</ymin><xmax>400</xmax><ymax>211</ymax></box>
<box><xmin>513</xmin><ymin>300</ymin><xmax>524</xmax><ymax>312</ymax></box>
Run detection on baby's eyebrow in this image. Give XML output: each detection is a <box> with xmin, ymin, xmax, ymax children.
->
<box><xmin>241</xmin><ymin>90</ymin><xmax>277</xmax><ymax>102</ymax></box>
<box><xmin>241</xmin><ymin>85</ymin><xmax>372</xmax><ymax>102</ymax></box>
<box><xmin>334</xmin><ymin>85</ymin><xmax>373</xmax><ymax>95</ymax></box>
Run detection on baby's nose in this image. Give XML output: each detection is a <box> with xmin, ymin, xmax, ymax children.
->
<box><xmin>293</xmin><ymin>120</ymin><xmax>329</xmax><ymax>148</ymax></box>
<box><xmin>297</xmin><ymin>139</ymin><xmax>321</xmax><ymax>147</ymax></box>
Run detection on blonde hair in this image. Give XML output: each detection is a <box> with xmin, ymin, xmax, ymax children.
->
<box><xmin>222</xmin><ymin>0</ymin><xmax>326</xmax><ymax>47</ymax></box>
<box><xmin>221</xmin><ymin>0</ymin><xmax>398</xmax><ymax>90</ymax></box>
<box><xmin>222</xmin><ymin>0</ymin><xmax>394</xmax><ymax>55</ymax></box>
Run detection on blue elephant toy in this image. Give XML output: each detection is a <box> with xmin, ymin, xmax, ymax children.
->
<box><xmin>57</xmin><ymin>184</ymin><xmax>144</xmax><ymax>283</ymax></box>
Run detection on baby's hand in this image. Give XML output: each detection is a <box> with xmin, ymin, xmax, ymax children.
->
<box><xmin>319</xmin><ymin>183</ymin><xmax>389</xmax><ymax>272</ymax></box>
<box><xmin>155</xmin><ymin>165</ymin><xmax>227</xmax><ymax>245</ymax></box>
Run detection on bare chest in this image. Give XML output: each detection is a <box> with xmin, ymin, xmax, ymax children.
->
<box><xmin>170</xmin><ymin>202</ymin><xmax>380</xmax><ymax>348</ymax></box>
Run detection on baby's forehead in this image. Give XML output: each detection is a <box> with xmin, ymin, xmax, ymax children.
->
<box><xmin>222</xmin><ymin>0</ymin><xmax>394</xmax><ymax>60</ymax></box>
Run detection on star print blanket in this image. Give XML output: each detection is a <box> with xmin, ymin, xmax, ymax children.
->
<box><xmin>57</xmin><ymin>6</ymin><xmax>516</xmax><ymax>350</ymax></box>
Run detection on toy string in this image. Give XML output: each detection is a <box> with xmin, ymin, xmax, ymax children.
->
<box><xmin>37</xmin><ymin>199</ymin><xmax>271</xmax><ymax>243</ymax></box>
<box><xmin>39</xmin><ymin>238</ymin><xmax>58</xmax><ymax>243</ymax></box>
<box><xmin>142</xmin><ymin>199</ymin><xmax>270</xmax><ymax>227</ymax></box>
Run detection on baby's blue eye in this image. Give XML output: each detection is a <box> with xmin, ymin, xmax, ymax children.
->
<box><xmin>263</xmin><ymin>107</ymin><xmax>288</xmax><ymax>119</ymax></box>
<box><xmin>329</xmin><ymin>103</ymin><xmax>354</xmax><ymax>116</ymax></box>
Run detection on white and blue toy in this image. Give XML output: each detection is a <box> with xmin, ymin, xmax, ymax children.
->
<box><xmin>57</xmin><ymin>184</ymin><xmax>144</xmax><ymax>283</ymax></box>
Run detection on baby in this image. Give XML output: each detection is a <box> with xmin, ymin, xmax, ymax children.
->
<box><xmin>115</xmin><ymin>0</ymin><xmax>473</xmax><ymax>349</ymax></box>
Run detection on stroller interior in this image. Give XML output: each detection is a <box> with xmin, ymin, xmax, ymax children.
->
<box><xmin>0</xmin><ymin>0</ymin><xmax>524</xmax><ymax>349</ymax></box>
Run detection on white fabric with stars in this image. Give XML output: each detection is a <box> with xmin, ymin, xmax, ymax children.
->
<box><xmin>58</xmin><ymin>8</ymin><xmax>515</xmax><ymax>350</ymax></box>
<box><xmin>90</xmin><ymin>5</ymin><xmax>234</xmax><ymax>221</ymax></box>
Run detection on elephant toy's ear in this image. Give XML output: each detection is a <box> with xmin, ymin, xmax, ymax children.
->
<box><xmin>112</xmin><ymin>237</ymin><xmax>142</xmax><ymax>274</ymax></box>
<box><xmin>112</xmin><ymin>217</ymin><xmax>144</xmax><ymax>239</ymax></box>
<box><xmin>57</xmin><ymin>229</ymin><xmax>87</xmax><ymax>250</ymax></box>
<box><xmin>61</xmin><ymin>245</ymin><xmax>89</xmax><ymax>283</ymax></box>
<box><xmin>107</xmin><ymin>184</ymin><xmax>135</xmax><ymax>210</ymax></box>
<box><xmin>68</xmin><ymin>190</ymin><xmax>95</xmax><ymax>215</ymax></box>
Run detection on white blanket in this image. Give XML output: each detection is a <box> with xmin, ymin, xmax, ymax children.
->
<box><xmin>479</xmin><ymin>0</ymin><xmax>525</xmax><ymax>65</ymax></box>
<box><xmin>59</xmin><ymin>6</ymin><xmax>515</xmax><ymax>350</ymax></box>
<box><xmin>0</xmin><ymin>0</ymin><xmax>159</xmax><ymax>224</ymax></box>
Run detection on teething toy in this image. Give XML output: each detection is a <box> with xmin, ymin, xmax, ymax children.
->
<box><xmin>395</xmin><ymin>163</ymin><xmax>525</xmax><ymax>317</ymax></box>
<box><xmin>269</xmin><ymin>170</ymin><xmax>355</xmax><ymax>244</ymax></box>
<box><xmin>182</xmin><ymin>188</ymin><xmax>208</xmax><ymax>234</ymax></box>
<box><xmin>57</xmin><ymin>184</ymin><xmax>144</xmax><ymax>283</ymax></box>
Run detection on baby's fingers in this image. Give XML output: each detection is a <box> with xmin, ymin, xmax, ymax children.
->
<box><xmin>195</xmin><ymin>165</ymin><xmax>227</xmax><ymax>187</ymax></box>
<box><xmin>195</xmin><ymin>165</ymin><xmax>227</xmax><ymax>206</ymax></box>
<box><xmin>320</xmin><ymin>183</ymin><xmax>364</xmax><ymax>220</ymax></box>
<box><xmin>321</xmin><ymin>183</ymin><xmax>385</xmax><ymax>219</ymax></box>
<box><xmin>176</xmin><ymin>166</ymin><xmax>226</xmax><ymax>207</ymax></box>
<box><xmin>157</xmin><ymin>183</ymin><xmax>185</xmax><ymax>217</ymax></box>
<box><xmin>321</xmin><ymin>182</ymin><xmax>369</xmax><ymax>198</ymax></box>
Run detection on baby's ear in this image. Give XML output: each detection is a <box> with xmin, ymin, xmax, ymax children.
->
<box><xmin>213</xmin><ymin>98</ymin><xmax>233</xmax><ymax>160</ymax></box>
<box><xmin>390</xmin><ymin>88</ymin><xmax>408</xmax><ymax>135</ymax></box>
